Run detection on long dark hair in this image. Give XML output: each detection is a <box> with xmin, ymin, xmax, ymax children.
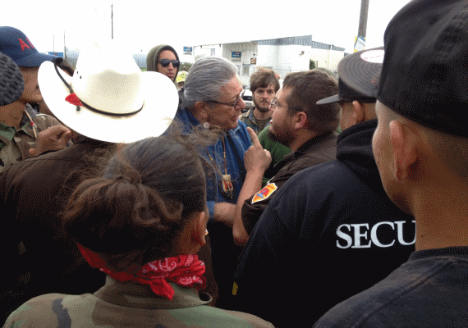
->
<box><xmin>62</xmin><ymin>135</ymin><xmax>206</xmax><ymax>271</ymax></box>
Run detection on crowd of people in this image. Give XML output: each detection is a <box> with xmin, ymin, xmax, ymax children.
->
<box><xmin>0</xmin><ymin>0</ymin><xmax>467</xmax><ymax>326</ymax></box>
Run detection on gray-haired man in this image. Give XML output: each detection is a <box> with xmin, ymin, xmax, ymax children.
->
<box><xmin>175</xmin><ymin>56</ymin><xmax>270</xmax><ymax>308</ymax></box>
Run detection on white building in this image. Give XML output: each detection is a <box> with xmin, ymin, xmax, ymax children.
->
<box><xmin>192</xmin><ymin>35</ymin><xmax>346</xmax><ymax>87</ymax></box>
<box><xmin>63</xmin><ymin>35</ymin><xmax>346</xmax><ymax>87</ymax></box>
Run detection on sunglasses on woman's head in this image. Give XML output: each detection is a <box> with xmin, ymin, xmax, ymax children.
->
<box><xmin>159</xmin><ymin>59</ymin><xmax>180</xmax><ymax>68</ymax></box>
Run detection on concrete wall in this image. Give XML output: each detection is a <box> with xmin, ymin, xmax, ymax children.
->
<box><xmin>244</xmin><ymin>44</ymin><xmax>344</xmax><ymax>83</ymax></box>
<box><xmin>256</xmin><ymin>45</ymin><xmax>278</xmax><ymax>68</ymax></box>
<box><xmin>309</xmin><ymin>47</ymin><xmax>345</xmax><ymax>72</ymax></box>
<box><xmin>193</xmin><ymin>44</ymin><xmax>222</xmax><ymax>60</ymax></box>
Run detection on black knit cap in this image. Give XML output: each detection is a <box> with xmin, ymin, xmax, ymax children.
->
<box><xmin>316</xmin><ymin>47</ymin><xmax>383</xmax><ymax>105</ymax></box>
<box><xmin>0</xmin><ymin>51</ymin><xmax>24</xmax><ymax>106</ymax></box>
<box><xmin>378</xmin><ymin>0</ymin><xmax>468</xmax><ymax>137</ymax></box>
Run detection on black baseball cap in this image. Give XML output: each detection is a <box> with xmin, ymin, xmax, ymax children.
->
<box><xmin>316</xmin><ymin>47</ymin><xmax>383</xmax><ymax>105</ymax></box>
<box><xmin>0</xmin><ymin>51</ymin><xmax>24</xmax><ymax>106</ymax></box>
<box><xmin>378</xmin><ymin>0</ymin><xmax>468</xmax><ymax>137</ymax></box>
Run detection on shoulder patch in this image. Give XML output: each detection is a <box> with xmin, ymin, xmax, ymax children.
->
<box><xmin>251</xmin><ymin>183</ymin><xmax>278</xmax><ymax>204</ymax></box>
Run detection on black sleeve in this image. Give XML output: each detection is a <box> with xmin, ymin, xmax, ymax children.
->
<box><xmin>233</xmin><ymin>180</ymin><xmax>302</xmax><ymax>325</ymax></box>
<box><xmin>241</xmin><ymin>195</ymin><xmax>267</xmax><ymax>234</ymax></box>
<box><xmin>233</xmin><ymin>167</ymin><xmax>330</xmax><ymax>326</ymax></box>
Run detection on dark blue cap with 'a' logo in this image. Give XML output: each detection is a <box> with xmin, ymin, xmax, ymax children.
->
<box><xmin>0</xmin><ymin>26</ymin><xmax>56</xmax><ymax>67</ymax></box>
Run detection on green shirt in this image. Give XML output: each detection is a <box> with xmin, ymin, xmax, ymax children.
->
<box><xmin>0</xmin><ymin>104</ymin><xmax>59</xmax><ymax>172</ymax></box>
<box><xmin>258</xmin><ymin>126</ymin><xmax>291</xmax><ymax>184</ymax></box>
<box><xmin>0</xmin><ymin>106</ymin><xmax>37</xmax><ymax>172</ymax></box>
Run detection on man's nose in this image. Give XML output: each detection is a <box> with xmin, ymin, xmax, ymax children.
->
<box><xmin>237</xmin><ymin>98</ymin><xmax>245</xmax><ymax>110</ymax></box>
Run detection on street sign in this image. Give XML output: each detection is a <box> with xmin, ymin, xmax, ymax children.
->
<box><xmin>354</xmin><ymin>36</ymin><xmax>366</xmax><ymax>52</ymax></box>
<box><xmin>231</xmin><ymin>51</ymin><xmax>242</xmax><ymax>60</ymax></box>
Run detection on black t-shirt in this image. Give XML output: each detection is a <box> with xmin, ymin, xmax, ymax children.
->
<box><xmin>314</xmin><ymin>247</ymin><xmax>468</xmax><ymax>328</ymax></box>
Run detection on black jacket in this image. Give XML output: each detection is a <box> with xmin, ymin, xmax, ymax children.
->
<box><xmin>242</xmin><ymin>132</ymin><xmax>337</xmax><ymax>233</ymax></box>
<box><xmin>0</xmin><ymin>141</ymin><xmax>112</xmax><ymax>323</ymax></box>
<box><xmin>233</xmin><ymin>120</ymin><xmax>415</xmax><ymax>327</ymax></box>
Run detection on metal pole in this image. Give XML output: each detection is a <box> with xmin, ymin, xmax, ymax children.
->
<box><xmin>358</xmin><ymin>0</ymin><xmax>369</xmax><ymax>39</ymax></box>
<box><xmin>63</xmin><ymin>31</ymin><xmax>66</xmax><ymax>60</ymax></box>
<box><xmin>111</xmin><ymin>3</ymin><xmax>114</xmax><ymax>39</ymax></box>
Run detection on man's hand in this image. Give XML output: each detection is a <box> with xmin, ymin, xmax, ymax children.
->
<box><xmin>213</xmin><ymin>202</ymin><xmax>237</xmax><ymax>228</ymax></box>
<box><xmin>232</xmin><ymin>128</ymin><xmax>271</xmax><ymax>246</ymax></box>
<box><xmin>29</xmin><ymin>125</ymin><xmax>72</xmax><ymax>156</ymax></box>
<box><xmin>244</xmin><ymin>127</ymin><xmax>271</xmax><ymax>173</ymax></box>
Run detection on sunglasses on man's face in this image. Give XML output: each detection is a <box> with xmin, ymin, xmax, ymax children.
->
<box><xmin>159</xmin><ymin>59</ymin><xmax>180</xmax><ymax>68</ymax></box>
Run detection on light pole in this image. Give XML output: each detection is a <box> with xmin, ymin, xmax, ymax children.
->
<box><xmin>358</xmin><ymin>0</ymin><xmax>369</xmax><ymax>40</ymax></box>
<box><xmin>354</xmin><ymin>0</ymin><xmax>369</xmax><ymax>51</ymax></box>
<box><xmin>111</xmin><ymin>3</ymin><xmax>114</xmax><ymax>39</ymax></box>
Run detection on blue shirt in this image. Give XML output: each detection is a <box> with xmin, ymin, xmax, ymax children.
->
<box><xmin>174</xmin><ymin>108</ymin><xmax>251</xmax><ymax>219</ymax></box>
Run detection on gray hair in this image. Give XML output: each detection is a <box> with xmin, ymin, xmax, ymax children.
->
<box><xmin>183</xmin><ymin>57</ymin><xmax>238</xmax><ymax>109</ymax></box>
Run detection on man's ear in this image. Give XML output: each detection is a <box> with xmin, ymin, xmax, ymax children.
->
<box><xmin>194</xmin><ymin>101</ymin><xmax>209</xmax><ymax>122</ymax></box>
<box><xmin>294</xmin><ymin>111</ymin><xmax>308</xmax><ymax>130</ymax></box>
<box><xmin>351</xmin><ymin>101</ymin><xmax>365</xmax><ymax>124</ymax></box>
<box><xmin>191</xmin><ymin>211</ymin><xmax>208</xmax><ymax>248</ymax></box>
<box><xmin>389</xmin><ymin>120</ymin><xmax>419</xmax><ymax>181</ymax></box>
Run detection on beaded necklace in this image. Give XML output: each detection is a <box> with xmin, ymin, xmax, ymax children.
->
<box><xmin>207</xmin><ymin>136</ymin><xmax>234</xmax><ymax>199</ymax></box>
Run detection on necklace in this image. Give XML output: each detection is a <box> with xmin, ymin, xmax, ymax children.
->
<box><xmin>208</xmin><ymin>136</ymin><xmax>234</xmax><ymax>200</ymax></box>
<box><xmin>24</xmin><ymin>109</ymin><xmax>38</xmax><ymax>138</ymax></box>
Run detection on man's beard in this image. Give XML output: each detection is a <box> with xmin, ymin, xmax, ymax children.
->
<box><xmin>269</xmin><ymin>124</ymin><xmax>293</xmax><ymax>146</ymax></box>
<box><xmin>253</xmin><ymin>99</ymin><xmax>270</xmax><ymax>113</ymax></box>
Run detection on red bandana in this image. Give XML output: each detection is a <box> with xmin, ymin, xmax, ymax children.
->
<box><xmin>77</xmin><ymin>243</ymin><xmax>206</xmax><ymax>300</ymax></box>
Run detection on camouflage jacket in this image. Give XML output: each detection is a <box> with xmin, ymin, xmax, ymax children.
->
<box><xmin>3</xmin><ymin>277</ymin><xmax>273</xmax><ymax>328</ymax></box>
<box><xmin>239</xmin><ymin>109</ymin><xmax>270</xmax><ymax>134</ymax></box>
<box><xmin>0</xmin><ymin>104</ymin><xmax>58</xmax><ymax>173</ymax></box>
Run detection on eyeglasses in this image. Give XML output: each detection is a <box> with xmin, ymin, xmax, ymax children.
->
<box><xmin>159</xmin><ymin>59</ymin><xmax>180</xmax><ymax>68</ymax></box>
<box><xmin>271</xmin><ymin>98</ymin><xmax>303</xmax><ymax>112</ymax></box>
<box><xmin>207</xmin><ymin>95</ymin><xmax>243</xmax><ymax>108</ymax></box>
<box><xmin>270</xmin><ymin>98</ymin><xmax>279</xmax><ymax>108</ymax></box>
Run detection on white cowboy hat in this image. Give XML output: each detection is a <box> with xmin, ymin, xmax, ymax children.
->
<box><xmin>38</xmin><ymin>40</ymin><xmax>179</xmax><ymax>143</ymax></box>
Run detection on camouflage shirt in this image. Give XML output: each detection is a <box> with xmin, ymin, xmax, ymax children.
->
<box><xmin>4</xmin><ymin>277</ymin><xmax>273</xmax><ymax>328</ymax></box>
<box><xmin>239</xmin><ymin>109</ymin><xmax>270</xmax><ymax>135</ymax></box>
<box><xmin>0</xmin><ymin>104</ymin><xmax>59</xmax><ymax>173</ymax></box>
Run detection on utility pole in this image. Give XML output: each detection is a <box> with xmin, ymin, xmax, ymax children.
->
<box><xmin>354</xmin><ymin>0</ymin><xmax>369</xmax><ymax>51</ymax></box>
<box><xmin>358</xmin><ymin>0</ymin><xmax>369</xmax><ymax>40</ymax></box>
<box><xmin>111</xmin><ymin>3</ymin><xmax>114</xmax><ymax>39</ymax></box>
<box><xmin>63</xmin><ymin>31</ymin><xmax>67</xmax><ymax>60</ymax></box>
